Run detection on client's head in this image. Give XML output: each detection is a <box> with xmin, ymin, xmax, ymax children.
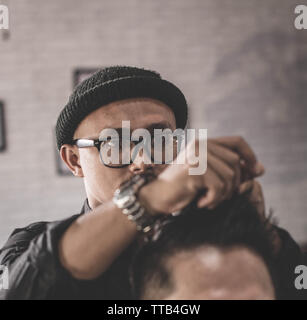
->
<box><xmin>130</xmin><ymin>195</ymin><xmax>278</xmax><ymax>300</ymax></box>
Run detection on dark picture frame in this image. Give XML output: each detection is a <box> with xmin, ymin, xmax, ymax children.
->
<box><xmin>55</xmin><ymin>68</ymin><xmax>100</xmax><ymax>176</ymax></box>
<box><xmin>73</xmin><ymin>68</ymin><xmax>99</xmax><ymax>88</ymax></box>
<box><xmin>0</xmin><ymin>101</ymin><xmax>6</xmax><ymax>151</ymax></box>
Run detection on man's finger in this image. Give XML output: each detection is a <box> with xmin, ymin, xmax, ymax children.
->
<box><xmin>208</xmin><ymin>142</ymin><xmax>241</xmax><ymax>187</ymax></box>
<box><xmin>210</xmin><ymin>136</ymin><xmax>265</xmax><ymax>176</ymax></box>
<box><xmin>239</xmin><ymin>180</ymin><xmax>266</xmax><ymax>220</ymax></box>
<box><xmin>197</xmin><ymin>170</ymin><xmax>225</xmax><ymax>208</ymax></box>
<box><xmin>207</xmin><ymin>152</ymin><xmax>237</xmax><ymax>201</ymax></box>
<box><xmin>238</xmin><ymin>180</ymin><xmax>254</xmax><ymax>194</ymax></box>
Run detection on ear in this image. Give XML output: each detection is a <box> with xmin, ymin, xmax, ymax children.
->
<box><xmin>60</xmin><ymin>144</ymin><xmax>84</xmax><ymax>177</ymax></box>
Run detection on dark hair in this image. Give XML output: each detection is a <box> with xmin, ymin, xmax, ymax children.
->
<box><xmin>130</xmin><ymin>194</ymin><xmax>279</xmax><ymax>299</ymax></box>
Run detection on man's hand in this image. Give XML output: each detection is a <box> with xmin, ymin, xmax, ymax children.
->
<box><xmin>239</xmin><ymin>179</ymin><xmax>266</xmax><ymax>221</ymax></box>
<box><xmin>140</xmin><ymin>136</ymin><xmax>265</xmax><ymax>214</ymax></box>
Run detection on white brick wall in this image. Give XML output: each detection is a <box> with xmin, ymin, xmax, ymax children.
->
<box><xmin>0</xmin><ymin>0</ymin><xmax>306</xmax><ymax>245</ymax></box>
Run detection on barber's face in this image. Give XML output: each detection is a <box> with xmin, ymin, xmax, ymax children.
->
<box><xmin>155</xmin><ymin>246</ymin><xmax>275</xmax><ymax>300</ymax></box>
<box><xmin>71</xmin><ymin>98</ymin><xmax>176</xmax><ymax>208</ymax></box>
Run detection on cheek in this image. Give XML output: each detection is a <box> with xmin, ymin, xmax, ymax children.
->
<box><xmin>91</xmin><ymin>168</ymin><xmax>130</xmax><ymax>202</ymax></box>
<box><xmin>79</xmin><ymin>149</ymin><xmax>101</xmax><ymax>172</ymax></box>
<box><xmin>79</xmin><ymin>150</ymin><xmax>129</xmax><ymax>199</ymax></box>
<box><xmin>96</xmin><ymin>168</ymin><xmax>125</xmax><ymax>190</ymax></box>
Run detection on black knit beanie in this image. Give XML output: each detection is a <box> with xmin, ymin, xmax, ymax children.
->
<box><xmin>55</xmin><ymin>66</ymin><xmax>188</xmax><ymax>150</ymax></box>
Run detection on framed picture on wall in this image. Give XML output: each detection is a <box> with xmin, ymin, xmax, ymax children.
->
<box><xmin>55</xmin><ymin>68</ymin><xmax>101</xmax><ymax>176</ymax></box>
<box><xmin>0</xmin><ymin>101</ymin><xmax>6</xmax><ymax>151</ymax></box>
<box><xmin>73</xmin><ymin>68</ymin><xmax>100</xmax><ymax>87</ymax></box>
<box><xmin>54</xmin><ymin>129</ymin><xmax>72</xmax><ymax>176</ymax></box>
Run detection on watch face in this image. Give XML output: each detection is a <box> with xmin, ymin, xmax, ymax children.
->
<box><xmin>112</xmin><ymin>175</ymin><xmax>154</xmax><ymax>234</ymax></box>
<box><xmin>113</xmin><ymin>175</ymin><xmax>146</xmax><ymax>208</ymax></box>
<box><xmin>115</xmin><ymin>191</ymin><xmax>135</xmax><ymax>209</ymax></box>
<box><xmin>120</xmin><ymin>187</ymin><xmax>134</xmax><ymax>200</ymax></box>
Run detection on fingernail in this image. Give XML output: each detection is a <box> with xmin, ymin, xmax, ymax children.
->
<box><xmin>239</xmin><ymin>181</ymin><xmax>253</xmax><ymax>194</ymax></box>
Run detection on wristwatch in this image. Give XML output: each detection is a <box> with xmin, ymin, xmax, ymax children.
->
<box><xmin>112</xmin><ymin>174</ymin><xmax>157</xmax><ymax>234</ymax></box>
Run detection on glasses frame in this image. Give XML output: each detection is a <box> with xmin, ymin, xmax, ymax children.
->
<box><xmin>73</xmin><ymin>133</ymin><xmax>182</xmax><ymax>169</ymax></box>
<box><xmin>73</xmin><ymin>138</ymin><xmax>133</xmax><ymax>168</ymax></box>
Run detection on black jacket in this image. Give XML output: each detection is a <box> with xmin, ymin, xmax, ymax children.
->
<box><xmin>0</xmin><ymin>200</ymin><xmax>138</xmax><ymax>299</ymax></box>
<box><xmin>0</xmin><ymin>200</ymin><xmax>306</xmax><ymax>300</ymax></box>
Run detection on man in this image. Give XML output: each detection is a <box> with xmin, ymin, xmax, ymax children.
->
<box><xmin>0</xmin><ymin>66</ymin><xmax>303</xmax><ymax>299</ymax></box>
<box><xmin>130</xmin><ymin>194</ymin><xmax>279</xmax><ymax>300</ymax></box>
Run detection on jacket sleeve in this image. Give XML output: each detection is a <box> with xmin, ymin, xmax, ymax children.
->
<box><xmin>0</xmin><ymin>215</ymin><xmax>81</xmax><ymax>300</ymax></box>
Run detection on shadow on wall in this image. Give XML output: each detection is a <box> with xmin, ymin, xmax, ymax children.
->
<box><xmin>204</xmin><ymin>30</ymin><xmax>307</xmax><ymax>184</ymax></box>
<box><xmin>199</xmin><ymin>29</ymin><xmax>307</xmax><ymax>242</ymax></box>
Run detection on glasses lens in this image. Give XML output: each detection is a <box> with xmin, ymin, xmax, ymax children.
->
<box><xmin>99</xmin><ymin>134</ymin><xmax>184</xmax><ymax>167</ymax></box>
<box><xmin>99</xmin><ymin>138</ymin><xmax>132</xmax><ymax>168</ymax></box>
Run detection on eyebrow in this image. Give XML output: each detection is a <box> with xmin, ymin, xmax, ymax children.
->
<box><xmin>86</xmin><ymin>121</ymin><xmax>173</xmax><ymax>140</ymax></box>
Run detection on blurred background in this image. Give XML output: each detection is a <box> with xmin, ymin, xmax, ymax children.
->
<box><xmin>0</xmin><ymin>0</ymin><xmax>306</xmax><ymax>246</ymax></box>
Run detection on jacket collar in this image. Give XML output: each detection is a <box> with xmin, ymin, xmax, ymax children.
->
<box><xmin>80</xmin><ymin>198</ymin><xmax>92</xmax><ymax>214</ymax></box>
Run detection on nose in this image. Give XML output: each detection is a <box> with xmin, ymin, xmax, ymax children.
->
<box><xmin>128</xmin><ymin>148</ymin><xmax>154</xmax><ymax>175</ymax></box>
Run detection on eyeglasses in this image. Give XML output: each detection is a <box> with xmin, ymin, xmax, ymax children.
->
<box><xmin>73</xmin><ymin>134</ymin><xmax>183</xmax><ymax>168</ymax></box>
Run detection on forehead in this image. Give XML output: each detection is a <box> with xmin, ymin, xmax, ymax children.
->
<box><xmin>74</xmin><ymin>98</ymin><xmax>176</xmax><ymax>138</ymax></box>
<box><xmin>165</xmin><ymin>246</ymin><xmax>275</xmax><ymax>298</ymax></box>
